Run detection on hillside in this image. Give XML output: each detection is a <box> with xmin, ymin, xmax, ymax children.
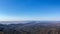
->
<box><xmin>0</xmin><ymin>21</ymin><xmax>60</xmax><ymax>34</ymax></box>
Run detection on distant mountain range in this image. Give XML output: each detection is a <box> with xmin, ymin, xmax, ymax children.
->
<box><xmin>0</xmin><ymin>21</ymin><xmax>60</xmax><ymax>34</ymax></box>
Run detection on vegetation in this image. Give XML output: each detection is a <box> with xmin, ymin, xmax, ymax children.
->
<box><xmin>0</xmin><ymin>21</ymin><xmax>60</xmax><ymax>34</ymax></box>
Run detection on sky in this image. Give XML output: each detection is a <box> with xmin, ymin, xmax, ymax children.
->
<box><xmin>0</xmin><ymin>0</ymin><xmax>60</xmax><ymax>21</ymax></box>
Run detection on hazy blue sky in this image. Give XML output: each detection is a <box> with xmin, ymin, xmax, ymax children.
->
<box><xmin>0</xmin><ymin>0</ymin><xmax>60</xmax><ymax>21</ymax></box>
